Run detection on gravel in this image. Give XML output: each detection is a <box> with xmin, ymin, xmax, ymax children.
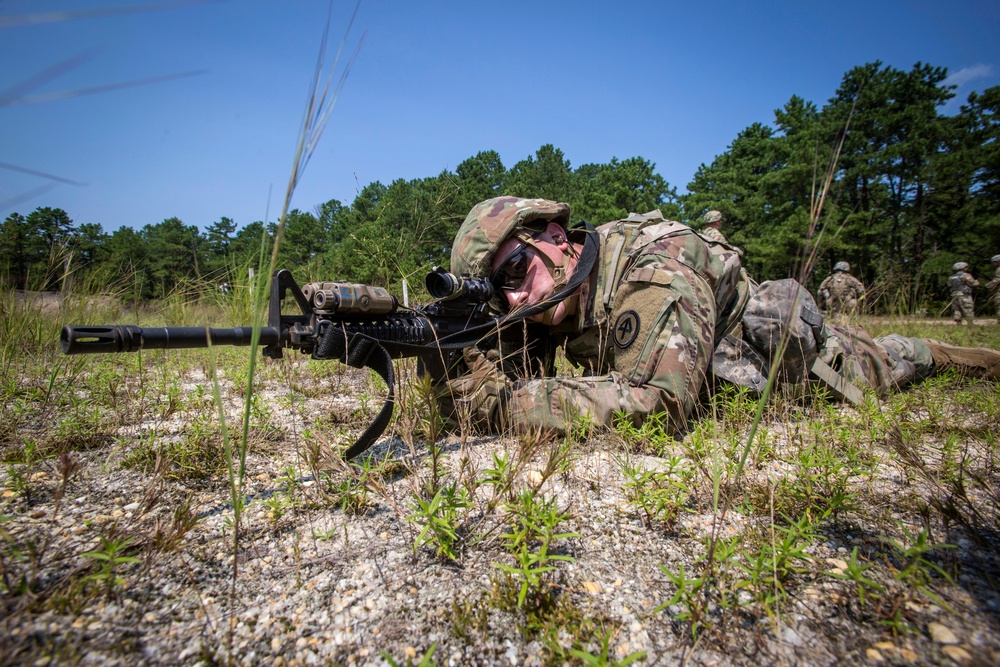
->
<box><xmin>2</xmin><ymin>364</ymin><xmax>999</xmax><ymax>667</ymax></box>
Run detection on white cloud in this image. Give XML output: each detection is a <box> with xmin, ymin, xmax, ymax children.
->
<box><xmin>945</xmin><ymin>64</ymin><xmax>994</xmax><ymax>88</ymax></box>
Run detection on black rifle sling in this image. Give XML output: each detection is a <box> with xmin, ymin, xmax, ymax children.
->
<box><xmin>314</xmin><ymin>325</ymin><xmax>396</xmax><ymax>459</ymax></box>
<box><xmin>325</xmin><ymin>223</ymin><xmax>599</xmax><ymax>459</ymax></box>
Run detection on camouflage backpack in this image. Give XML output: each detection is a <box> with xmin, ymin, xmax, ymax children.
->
<box><xmin>948</xmin><ymin>273</ymin><xmax>971</xmax><ymax>295</ymax></box>
<box><xmin>713</xmin><ymin>279</ymin><xmax>829</xmax><ymax>393</ymax></box>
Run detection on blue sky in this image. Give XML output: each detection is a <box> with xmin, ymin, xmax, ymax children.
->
<box><xmin>2</xmin><ymin>0</ymin><xmax>999</xmax><ymax>233</ymax></box>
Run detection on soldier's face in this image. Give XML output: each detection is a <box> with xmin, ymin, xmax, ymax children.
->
<box><xmin>491</xmin><ymin>225</ymin><xmax>574</xmax><ymax>326</ymax></box>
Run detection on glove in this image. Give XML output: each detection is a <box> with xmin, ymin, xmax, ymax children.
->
<box><xmin>435</xmin><ymin>347</ymin><xmax>511</xmax><ymax>431</ymax></box>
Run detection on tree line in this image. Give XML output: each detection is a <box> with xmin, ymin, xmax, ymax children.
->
<box><xmin>3</xmin><ymin>61</ymin><xmax>998</xmax><ymax>310</ymax></box>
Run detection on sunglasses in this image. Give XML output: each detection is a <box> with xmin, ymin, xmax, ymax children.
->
<box><xmin>490</xmin><ymin>243</ymin><xmax>533</xmax><ymax>292</ymax></box>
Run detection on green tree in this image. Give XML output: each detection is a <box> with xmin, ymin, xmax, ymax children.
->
<box><xmin>140</xmin><ymin>217</ymin><xmax>203</xmax><ymax>297</ymax></box>
<box><xmin>229</xmin><ymin>221</ymin><xmax>271</xmax><ymax>274</ymax></box>
<box><xmin>506</xmin><ymin>144</ymin><xmax>576</xmax><ymax>203</ymax></box>
<box><xmin>961</xmin><ymin>86</ymin><xmax>1000</xmax><ymax>273</ymax></box>
<box><xmin>0</xmin><ymin>213</ymin><xmax>29</xmax><ymax>288</ymax></box>
<box><xmin>271</xmin><ymin>209</ymin><xmax>329</xmax><ymax>277</ymax></box>
<box><xmin>96</xmin><ymin>227</ymin><xmax>151</xmax><ymax>299</ymax></box>
<box><xmin>685</xmin><ymin>122</ymin><xmax>799</xmax><ymax>279</ymax></box>
<box><xmin>63</xmin><ymin>222</ymin><xmax>109</xmax><ymax>291</ymax></box>
<box><xmin>826</xmin><ymin>61</ymin><xmax>955</xmax><ymax>306</ymax></box>
<box><xmin>327</xmin><ymin>176</ymin><xmax>459</xmax><ymax>289</ymax></box>
<box><xmin>23</xmin><ymin>207</ymin><xmax>76</xmax><ymax>289</ymax></box>
<box><xmin>575</xmin><ymin>156</ymin><xmax>678</xmax><ymax>224</ymax></box>
<box><xmin>454</xmin><ymin>150</ymin><xmax>507</xmax><ymax>214</ymax></box>
<box><xmin>205</xmin><ymin>216</ymin><xmax>237</xmax><ymax>272</ymax></box>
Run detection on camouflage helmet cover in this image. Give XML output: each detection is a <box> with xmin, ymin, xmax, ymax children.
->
<box><xmin>450</xmin><ymin>196</ymin><xmax>571</xmax><ymax>278</ymax></box>
<box><xmin>992</xmin><ymin>254</ymin><xmax>1000</xmax><ymax>264</ymax></box>
<box><xmin>703</xmin><ymin>210</ymin><xmax>723</xmax><ymax>226</ymax></box>
<box><xmin>833</xmin><ymin>261</ymin><xmax>850</xmax><ymax>273</ymax></box>
<box><xmin>953</xmin><ymin>261</ymin><xmax>969</xmax><ymax>272</ymax></box>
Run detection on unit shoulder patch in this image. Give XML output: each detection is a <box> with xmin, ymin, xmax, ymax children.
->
<box><xmin>613</xmin><ymin>310</ymin><xmax>640</xmax><ymax>349</ymax></box>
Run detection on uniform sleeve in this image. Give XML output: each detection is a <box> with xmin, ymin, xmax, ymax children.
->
<box><xmin>817</xmin><ymin>277</ymin><xmax>831</xmax><ymax>305</ymax></box>
<box><xmin>508</xmin><ymin>265</ymin><xmax>716</xmax><ymax>435</ymax></box>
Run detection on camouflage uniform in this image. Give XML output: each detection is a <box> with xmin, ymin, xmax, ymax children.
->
<box><xmin>507</xmin><ymin>210</ymin><xmax>749</xmax><ymax>433</ymax></box>
<box><xmin>987</xmin><ymin>256</ymin><xmax>1000</xmax><ymax>322</ymax></box>
<box><xmin>948</xmin><ymin>265</ymin><xmax>979</xmax><ymax>325</ymax></box>
<box><xmin>449</xmin><ymin>199</ymin><xmax>939</xmax><ymax>435</ymax></box>
<box><xmin>818</xmin><ymin>327</ymin><xmax>934</xmax><ymax>395</ymax></box>
<box><xmin>818</xmin><ymin>267</ymin><xmax>865</xmax><ymax>318</ymax></box>
<box><xmin>700</xmin><ymin>210</ymin><xmax>729</xmax><ymax>244</ymax></box>
<box><xmin>700</xmin><ymin>226</ymin><xmax>728</xmax><ymax>244</ymax></box>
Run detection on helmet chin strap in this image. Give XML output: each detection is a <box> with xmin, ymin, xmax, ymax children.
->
<box><xmin>515</xmin><ymin>231</ymin><xmax>568</xmax><ymax>289</ymax></box>
<box><xmin>505</xmin><ymin>222</ymin><xmax>598</xmax><ymax>325</ymax></box>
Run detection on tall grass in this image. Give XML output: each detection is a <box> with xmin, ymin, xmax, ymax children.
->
<box><xmin>204</xmin><ymin>3</ymin><xmax>363</xmax><ymax>658</ymax></box>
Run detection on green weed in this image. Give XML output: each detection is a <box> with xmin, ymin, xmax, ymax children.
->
<box><xmin>81</xmin><ymin>534</ymin><xmax>141</xmax><ymax>599</ymax></box>
<box><xmin>493</xmin><ymin>490</ymin><xmax>578</xmax><ymax>609</ymax></box>
<box><xmin>408</xmin><ymin>483</ymin><xmax>470</xmax><ymax>561</ymax></box>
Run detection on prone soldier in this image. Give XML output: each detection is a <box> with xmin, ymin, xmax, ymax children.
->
<box><xmin>437</xmin><ymin>197</ymin><xmax>1000</xmax><ymax>436</ymax></box>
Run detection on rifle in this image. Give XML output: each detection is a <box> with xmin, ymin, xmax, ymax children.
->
<box><xmin>61</xmin><ymin>268</ymin><xmax>551</xmax><ymax>459</ymax></box>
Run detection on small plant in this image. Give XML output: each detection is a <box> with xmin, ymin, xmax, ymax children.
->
<box><xmin>151</xmin><ymin>499</ymin><xmax>199</xmax><ymax>552</ymax></box>
<box><xmin>612</xmin><ymin>411</ymin><xmax>672</xmax><ymax>455</ymax></box>
<box><xmin>569</xmin><ymin>626</ymin><xmax>647</xmax><ymax>667</ymax></box>
<box><xmin>5</xmin><ymin>439</ymin><xmax>41</xmax><ymax>502</ymax></box>
<box><xmin>450</xmin><ymin>592</ymin><xmax>490</xmax><ymax>643</ymax></box>
<box><xmin>885</xmin><ymin>526</ymin><xmax>955</xmax><ymax>609</ymax></box>
<box><xmin>619</xmin><ymin>455</ymin><xmax>693</xmax><ymax>529</ymax></box>
<box><xmin>51</xmin><ymin>451</ymin><xmax>80</xmax><ymax>515</ymax></box>
<box><xmin>481</xmin><ymin>449</ymin><xmax>515</xmax><ymax>503</ymax></box>
<box><xmin>493</xmin><ymin>490</ymin><xmax>578</xmax><ymax>609</ymax></box>
<box><xmin>827</xmin><ymin>546</ymin><xmax>882</xmax><ymax>607</ymax></box>
<box><xmin>323</xmin><ymin>469</ymin><xmax>372</xmax><ymax>514</ymax></box>
<box><xmin>312</xmin><ymin>527</ymin><xmax>338</xmax><ymax>541</ymax></box>
<box><xmin>408</xmin><ymin>483</ymin><xmax>470</xmax><ymax>561</ymax></box>
<box><xmin>735</xmin><ymin>513</ymin><xmax>819</xmax><ymax>620</ymax></box>
<box><xmin>656</xmin><ymin>563</ymin><xmax>707</xmax><ymax>640</ymax></box>
<box><xmin>381</xmin><ymin>642</ymin><xmax>438</xmax><ymax>667</ymax></box>
<box><xmin>81</xmin><ymin>534</ymin><xmax>142</xmax><ymax>599</ymax></box>
<box><xmin>261</xmin><ymin>493</ymin><xmax>295</xmax><ymax>526</ymax></box>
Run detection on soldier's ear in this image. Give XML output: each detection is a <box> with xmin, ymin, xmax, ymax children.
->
<box><xmin>544</xmin><ymin>221</ymin><xmax>567</xmax><ymax>246</ymax></box>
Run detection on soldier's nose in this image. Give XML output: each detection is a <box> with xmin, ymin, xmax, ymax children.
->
<box><xmin>508</xmin><ymin>288</ymin><xmax>530</xmax><ymax>309</ymax></box>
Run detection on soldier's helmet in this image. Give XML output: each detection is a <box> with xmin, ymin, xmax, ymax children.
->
<box><xmin>450</xmin><ymin>196</ymin><xmax>571</xmax><ymax>279</ymax></box>
<box><xmin>992</xmin><ymin>254</ymin><xmax>1000</xmax><ymax>264</ymax></box>
<box><xmin>953</xmin><ymin>261</ymin><xmax>969</xmax><ymax>272</ymax></box>
<box><xmin>833</xmin><ymin>261</ymin><xmax>850</xmax><ymax>273</ymax></box>
<box><xmin>703</xmin><ymin>210</ymin><xmax>723</xmax><ymax>226</ymax></box>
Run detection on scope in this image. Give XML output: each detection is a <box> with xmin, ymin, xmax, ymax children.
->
<box><xmin>425</xmin><ymin>266</ymin><xmax>494</xmax><ymax>303</ymax></box>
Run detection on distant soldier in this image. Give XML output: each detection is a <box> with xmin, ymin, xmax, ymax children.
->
<box><xmin>948</xmin><ymin>261</ymin><xmax>980</xmax><ymax>325</ymax></box>
<box><xmin>818</xmin><ymin>261</ymin><xmax>866</xmax><ymax>320</ymax></box>
<box><xmin>700</xmin><ymin>210</ymin><xmax>728</xmax><ymax>243</ymax></box>
<box><xmin>987</xmin><ymin>255</ymin><xmax>1000</xmax><ymax>323</ymax></box>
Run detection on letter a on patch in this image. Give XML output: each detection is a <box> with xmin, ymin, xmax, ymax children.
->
<box><xmin>613</xmin><ymin>310</ymin><xmax>640</xmax><ymax>349</ymax></box>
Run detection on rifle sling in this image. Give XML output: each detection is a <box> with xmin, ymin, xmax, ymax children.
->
<box><xmin>342</xmin><ymin>337</ymin><xmax>395</xmax><ymax>459</ymax></box>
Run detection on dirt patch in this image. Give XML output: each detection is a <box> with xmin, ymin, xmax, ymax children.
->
<box><xmin>13</xmin><ymin>290</ymin><xmax>117</xmax><ymax>316</ymax></box>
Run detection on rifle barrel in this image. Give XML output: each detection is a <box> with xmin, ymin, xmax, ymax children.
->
<box><xmin>61</xmin><ymin>325</ymin><xmax>281</xmax><ymax>355</ymax></box>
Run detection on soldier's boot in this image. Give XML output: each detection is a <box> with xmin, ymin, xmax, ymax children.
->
<box><xmin>922</xmin><ymin>339</ymin><xmax>1000</xmax><ymax>380</ymax></box>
